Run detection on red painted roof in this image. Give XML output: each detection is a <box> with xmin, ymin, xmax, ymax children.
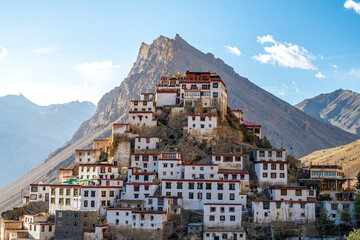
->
<box><xmin>243</xmin><ymin>121</ymin><xmax>261</xmax><ymax>127</ymax></box>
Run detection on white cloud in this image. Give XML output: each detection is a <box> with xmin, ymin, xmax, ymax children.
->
<box><xmin>28</xmin><ymin>47</ymin><xmax>57</xmax><ymax>54</ymax></box>
<box><xmin>330</xmin><ymin>64</ymin><xmax>338</xmax><ymax>68</ymax></box>
<box><xmin>257</xmin><ymin>34</ymin><xmax>275</xmax><ymax>44</ymax></box>
<box><xmin>346</xmin><ymin>68</ymin><xmax>360</xmax><ymax>78</ymax></box>
<box><xmin>252</xmin><ymin>35</ymin><xmax>317</xmax><ymax>70</ymax></box>
<box><xmin>292</xmin><ymin>81</ymin><xmax>299</xmax><ymax>92</ymax></box>
<box><xmin>315</xmin><ymin>72</ymin><xmax>326</xmax><ymax>79</ymax></box>
<box><xmin>0</xmin><ymin>45</ymin><xmax>8</xmax><ymax>58</ymax></box>
<box><xmin>224</xmin><ymin>45</ymin><xmax>242</xmax><ymax>56</ymax></box>
<box><xmin>281</xmin><ymin>83</ymin><xmax>289</xmax><ymax>89</ymax></box>
<box><xmin>344</xmin><ymin>0</ymin><xmax>360</xmax><ymax>15</ymax></box>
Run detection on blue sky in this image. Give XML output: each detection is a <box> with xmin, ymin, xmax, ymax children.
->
<box><xmin>0</xmin><ymin>0</ymin><xmax>360</xmax><ymax>106</ymax></box>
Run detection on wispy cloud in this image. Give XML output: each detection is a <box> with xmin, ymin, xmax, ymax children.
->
<box><xmin>28</xmin><ymin>47</ymin><xmax>57</xmax><ymax>54</ymax></box>
<box><xmin>281</xmin><ymin>83</ymin><xmax>289</xmax><ymax>89</ymax></box>
<box><xmin>330</xmin><ymin>64</ymin><xmax>338</xmax><ymax>69</ymax></box>
<box><xmin>257</xmin><ymin>34</ymin><xmax>275</xmax><ymax>44</ymax></box>
<box><xmin>315</xmin><ymin>72</ymin><xmax>326</xmax><ymax>79</ymax></box>
<box><xmin>0</xmin><ymin>45</ymin><xmax>8</xmax><ymax>58</ymax></box>
<box><xmin>344</xmin><ymin>0</ymin><xmax>360</xmax><ymax>15</ymax></box>
<box><xmin>74</xmin><ymin>61</ymin><xmax>120</xmax><ymax>84</ymax></box>
<box><xmin>224</xmin><ymin>45</ymin><xmax>242</xmax><ymax>56</ymax></box>
<box><xmin>252</xmin><ymin>35</ymin><xmax>317</xmax><ymax>70</ymax></box>
<box><xmin>345</xmin><ymin>68</ymin><xmax>360</xmax><ymax>78</ymax></box>
<box><xmin>292</xmin><ymin>81</ymin><xmax>299</xmax><ymax>92</ymax></box>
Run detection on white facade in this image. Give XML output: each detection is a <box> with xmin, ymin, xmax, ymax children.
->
<box><xmin>212</xmin><ymin>154</ymin><xmax>243</xmax><ymax>169</ymax></box>
<box><xmin>254</xmin><ymin>162</ymin><xmax>288</xmax><ymax>186</ymax></box>
<box><xmin>130</xmin><ymin>100</ymin><xmax>155</xmax><ymax>113</ymax></box>
<box><xmin>127</xmin><ymin>168</ymin><xmax>156</xmax><ymax>183</ymax></box>
<box><xmin>158</xmin><ymin>159</ymin><xmax>183</xmax><ymax>180</ymax></box>
<box><xmin>79</xmin><ymin>164</ymin><xmax>119</xmax><ymax>180</ymax></box>
<box><xmin>29</xmin><ymin>184</ymin><xmax>50</xmax><ymax>202</ymax></box>
<box><xmin>324</xmin><ymin>201</ymin><xmax>355</xmax><ymax>224</ymax></box>
<box><xmin>155</xmin><ymin>91</ymin><xmax>177</xmax><ymax>107</ymax></box>
<box><xmin>203</xmin><ymin>229</ymin><xmax>246</xmax><ymax>240</ymax></box>
<box><xmin>112</xmin><ymin>123</ymin><xmax>130</xmax><ymax>136</ymax></box>
<box><xmin>162</xmin><ymin>179</ymin><xmax>241</xmax><ymax>210</ymax></box>
<box><xmin>186</xmin><ymin>115</ymin><xmax>217</xmax><ymax>137</ymax></box>
<box><xmin>49</xmin><ymin>185</ymin><xmax>81</xmax><ymax>214</ymax></box>
<box><xmin>145</xmin><ymin>196</ymin><xmax>183</xmax><ymax>215</ymax></box>
<box><xmin>75</xmin><ymin>149</ymin><xmax>98</xmax><ymax>164</ymax></box>
<box><xmin>107</xmin><ymin>209</ymin><xmax>167</xmax><ymax>230</ymax></box>
<box><xmin>28</xmin><ymin>223</ymin><xmax>55</xmax><ymax>240</ymax></box>
<box><xmin>81</xmin><ymin>186</ymin><xmax>122</xmax><ymax>216</ymax></box>
<box><xmin>217</xmin><ymin>171</ymin><xmax>249</xmax><ymax>193</ymax></box>
<box><xmin>22</xmin><ymin>214</ymin><xmax>49</xmax><ymax>231</ymax></box>
<box><xmin>253</xmin><ymin>149</ymin><xmax>286</xmax><ymax>162</ymax></box>
<box><xmin>203</xmin><ymin>204</ymin><xmax>242</xmax><ymax>228</ymax></box>
<box><xmin>131</xmin><ymin>153</ymin><xmax>159</xmax><ymax>173</ymax></box>
<box><xmin>183</xmin><ymin>164</ymin><xmax>218</xmax><ymax>180</ymax></box>
<box><xmin>135</xmin><ymin>137</ymin><xmax>160</xmax><ymax>150</ymax></box>
<box><xmin>269</xmin><ymin>187</ymin><xmax>316</xmax><ymax>201</ymax></box>
<box><xmin>252</xmin><ymin>200</ymin><xmax>316</xmax><ymax>223</ymax></box>
<box><xmin>128</xmin><ymin>111</ymin><xmax>157</xmax><ymax>128</ymax></box>
<box><xmin>123</xmin><ymin>183</ymin><xmax>159</xmax><ymax>200</ymax></box>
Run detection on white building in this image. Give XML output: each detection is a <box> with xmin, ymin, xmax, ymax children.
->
<box><xmin>269</xmin><ymin>186</ymin><xmax>316</xmax><ymax>201</ymax></box>
<box><xmin>162</xmin><ymin>179</ymin><xmax>241</xmax><ymax>210</ymax></box>
<box><xmin>158</xmin><ymin>152</ymin><xmax>183</xmax><ymax>180</ymax></box>
<box><xmin>130</xmin><ymin>100</ymin><xmax>155</xmax><ymax>113</ymax></box>
<box><xmin>252</xmin><ymin>200</ymin><xmax>316</xmax><ymax>223</ymax></box>
<box><xmin>140</xmin><ymin>93</ymin><xmax>154</xmax><ymax>101</ymax></box>
<box><xmin>128</xmin><ymin>111</ymin><xmax>157</xmax><ymax>128</ymax></box>
<box><xmin>183</xmin><ymin>164</ymin><xmax>218</xmax><ymax>180</ymax></box>
<box><xmin>131</xmin><ymin>153</ymin><xmax>159</xmax><ymax>173</ymax></box>
<box><xmin>253</xmin><ymin>149</ymin><xmax>287</xmax><ymax>186</ymax></box>
<box><xmin>324</xmin><ymin>201</ymin><xmax>355</xmax><ymax>224</ymax></box>
<box><xmin>79</xmin><ymin>164</ymin><xmax>119</xmax><ymax>180</ymax></box>
<box><xmin>29</xmin><ymin>184</ymin><xmax>50</xmax><ymax>202</ymax></box>
<box><xmin>203</xmin><ymin>229</ymin><xmax>246</xmax><ymax>240</ymax></box>
<box><xmin>112</xmin><ymin>123</ymin><xmax>130</xmax><ymax>137</ymax></box>
<box><xmin>155</xmin><ymin>91</ymin><xmax>177</xmax><ymax>107</ymax></box>
<box><xmin>185</xmin><ymin>115</ymin><xmax>217</xmax><ymax>138</ymax></box>
<box><xmin>123</xmin><ymin>168</ymin><xmax>159</xmax><ymax>200</ymax></box>
<box><xmin>145</xmin><ymin>196</ymin><xmax>183</xmax><ymax>215</ymax></box>
<box><xmin>28</xmin><ymin>222</ymin><xmax>55</xmax><ymax>240</ymax></box>
<box><xmin>127</xmin><ymin>168</ymin><xmax>156</xmax><ymax>183</ymax></box>
<box><xmin>203</xmin><ymin>203</ymin><xmax>242</xmax><ymax>228</ymax></box>
<box><xmin>217</xmin><ymin>170</ymin><xmax>249</xmax><ymax>193</ymax></box>
<box><xmin>75</xmin><ymin>149</ymin><xmax>98</xmax><ymax>164</ymax></box>
<box><xmin>107</xmin><ymin>209</ymin><xmax>167</xmax><ymax>230</ymax></box>
<box><xmin>212</xmin><ymin>153</ymin><xmax>243</xmax><ymax>169</ymax></box>
<box><xmin>135</xmin><ymin>137</ymin><xmax>160</xmax><ymax>150</ymax></box>
<box><xmin>22</xmin><ymin>214</ymin><xmax>49</xmax><ymax>231</ymax></box>
<box><xmin>49</xmin><ymin>185</ymin><xmax>82</xmax><ymax>214</ymax></box>
<box><xmin>81</xmin><ymin>185</ymin><xmax>123</xmax><ymax>216</ymax></box>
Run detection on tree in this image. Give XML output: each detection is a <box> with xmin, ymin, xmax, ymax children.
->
<box><xmin>315</xmin><ymin>211</ymin><xmax>336</xmax><ymax>239</ymax></box>
<box><xmin>356</xmin><ymin>170</ymin><xmax>360</xmax><ymax>190</ymax></box>
<box><xmin>286</xmin><ymin>155</ymin><xmax>299</xmax><ymax>171</ymax></box>
<box><xmin>354</xmin><ymin>194</ymin><xmax>360</xmax><ymax>227</ymax></box>
<box><xmin>346</xmin><ymin>228</ymin><xmax>360</xmax><ymax>240</ymax></box>
<box><xmin>340</xmin><ymin>209</ymin><xmax>351</xmax><ymax>223</ymax></box>
<box><xmin>256</xmin><ymin>136</ymin><xmax>273</xmax><ymax>148</ymax></box>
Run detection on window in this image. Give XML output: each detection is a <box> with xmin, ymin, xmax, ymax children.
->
<box><xmin>331</xmin><ymin>204</ymin><xmax>338</xmax><ymax>210</ymax></box>
<box><xmin>177</xmin><ymin>182</ymin><xmax>182</xmax><ymax>189</ymax></box>
<box><xmin>110</xmin><ymin>191</ymin><xmax>114</xmax><ymax>197</ymax></box>
<box><xmin>263</xmin><ymin>172</ymin><xmax>268</xmax><ymax>178</ymax></box>
<box><xmin>84</xmin><ymin>200</ymin><xmax>88</xmax><ymax>207</ymax></box>
<box><xmin>229</xmin><ymin>183</ymin><xmax>235</xmax><ymax>190</ymax></box>
<box><xmin>51</xmin><ymin>198</ymin><xmax>55</xmax><ymax>204</ymax></box>
<box><xmin>296</xmin><ymin>190</ymin><xmax>302</xmax><ymax>196</ymax></box>
<box><xmin>59</xmin><ymin>189</ymin><xmax>64</xmax><ymax>195</ymax></box>
<box><xmin>197</xmin><ymin>192</ymin><xmax>202</xmax><ymax>199</ymax></box>
<box><xmin>213</xmin><ymin>92</ymin><xmax>218</xmax><ymax>97</ymax></box>
<box><xmin>218</xmin><ymin>193</ymin><xmax>223</xmax><ymax>200</ymax></box>
<box><xmin>230</xmin><ymin>215</ymin><xmax>236</xmax><ymax>221</ymax></box>
<box><xmin>309</xmin><ymin>190</ymin><xmax>314</xmax><ymax>196</ymax></box>
<box><xmin>280</xmin><ymin>173</ymin><xmax>285</xmax><ymax>178</ymax></box>
<box><xmin>166</xmin><ymin>182</ymin><xmax>171</xmax><ymax>189</ymax></box>
<box><xmin>263</xmin><ymin>164</ymin><xmax>268</xmax><ymax>170</ymax></box>
<box><xmin>189</xmin><ymin>183</ymin><xmax>195</xmax><ymax>189</ymax></box>
<box><xmin>209</xmin><ymin>215</ymin><xmax>215</xmax><ymax>221</ymax></box>
<box><xmin>206</xmin><ymin>193</ymin><xmax>211</xmax><ymax>199</ymax></box>
<box><xmin>217</xmin><ymin>183</ymin><xmax>223</xmax><ymax>190</ymax></box>
<box><xmin>271</xmin><ymin>164</ymin><xmax>276</xmax><ymax>170</ymax></box>
<box><xmin>177</xmin><ymin>192</ymin><xmax>182</xmax><ymax>197</ymax></box>
<box><xmin>91</xmin><ymin>201</ymin><xmax>95</xmax><ymax>207</ymax></box>
<box><xmin>281</xmin><ymin>189</ymin><xmax>287</xmax><ymax>196</ymax></box>
<box><xmin>263</xmin><ymin>202</ymin><xmax>269</xmax><ymax>209</ymax></box>
<box><xmin>189</xmin><ymin>192</ymin><xmax>194</xmax><ymax>199</ymax></box>
<box><xmin>220</xmin><ymin>215</ymin><xmax>225</xmax><ymax>221</ymax></box>
<box><xmin>74</xmin><ymin>189</ymin><xmax>78</xmax><ymax>196</ymax></box>
<box><xmin>206</xmin><ymin>183</ymin><xmax>212</xmax><ymax>190</ymax></box>
<box><xmin>271</xmin><ymin>173</ymin><xmax>276</xmax><ymax>178</ymax></box>
<box><xmin>213</xmin><ymin>83</ymin><xmax>218</xmax><ymax>88</ymax></box>
<box><xmin>197</xmin><ymin>183</ymin><xmax>203</xmax><ymax>189</ymax></box>
<box><xmin>210</xmin><ymin>207</ymin><xmax>216</xmax><ymax>212</ymax></box>
<box><xmin>276</xmin><ymin>202</ymin><xmax>281</xmax><ymax>209</ymax></box>
<box><xmin>163</xmin><ymin>163</ymin><xmax>168</xmax><ymax>168</ymax></box>
<box><xmin>280</xmin><ymin>164</ymin><xmax>284</xmax><ymax>170</ymax></box>
<box><xmin>229</xmin><ymin>207</ymin><xmax>235</xmax><ymax>212</ymax></box>
<box><xmin>230</xmin><ymin>193</ymin><xmax>235</xmax><ymax>200</ymax></box>
<box><xmin>66</xmin><ymin>198</ymin><xmax>70</xmax><ymax>205</ymax></box>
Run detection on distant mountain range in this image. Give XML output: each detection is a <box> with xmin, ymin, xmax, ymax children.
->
<box><xmin>295</xmin><ymin>89</ymin><xmax>360</xmax><ymax>135</ymax></box>
<box><xmin>0</xmin><ymin>34</ymin><xmax>358</xmax><ymax>213</ymax></box>
<box><xmin>300</xmin><ymin>139</ymin><xmax>360</xmax><ymax>181</ymax></box>
<box><xmin>0</xmin><ymin>94</ymin><xmax>96</xmax><ymax>188</ymax></box>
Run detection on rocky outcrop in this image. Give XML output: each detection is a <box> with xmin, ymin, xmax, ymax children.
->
<box><xmin>295</xmin><ymin>89</ymin><xmax>360</xmax><ymax>135</ymax></box>
<box><xmin>72</xmin><ymin>35</ymin><xmax>358</xmax><ymax>158</ymax></box>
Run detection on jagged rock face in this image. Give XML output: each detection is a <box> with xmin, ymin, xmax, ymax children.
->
<box><xmin>295</xmin><ymin>89</ymin><xmax>360</xmax><ymax>135</ymax></box>
<box><xmin>72</xmin><ymin>35</ymin><xmax>358</xmax><ymax>158</ymax></box>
